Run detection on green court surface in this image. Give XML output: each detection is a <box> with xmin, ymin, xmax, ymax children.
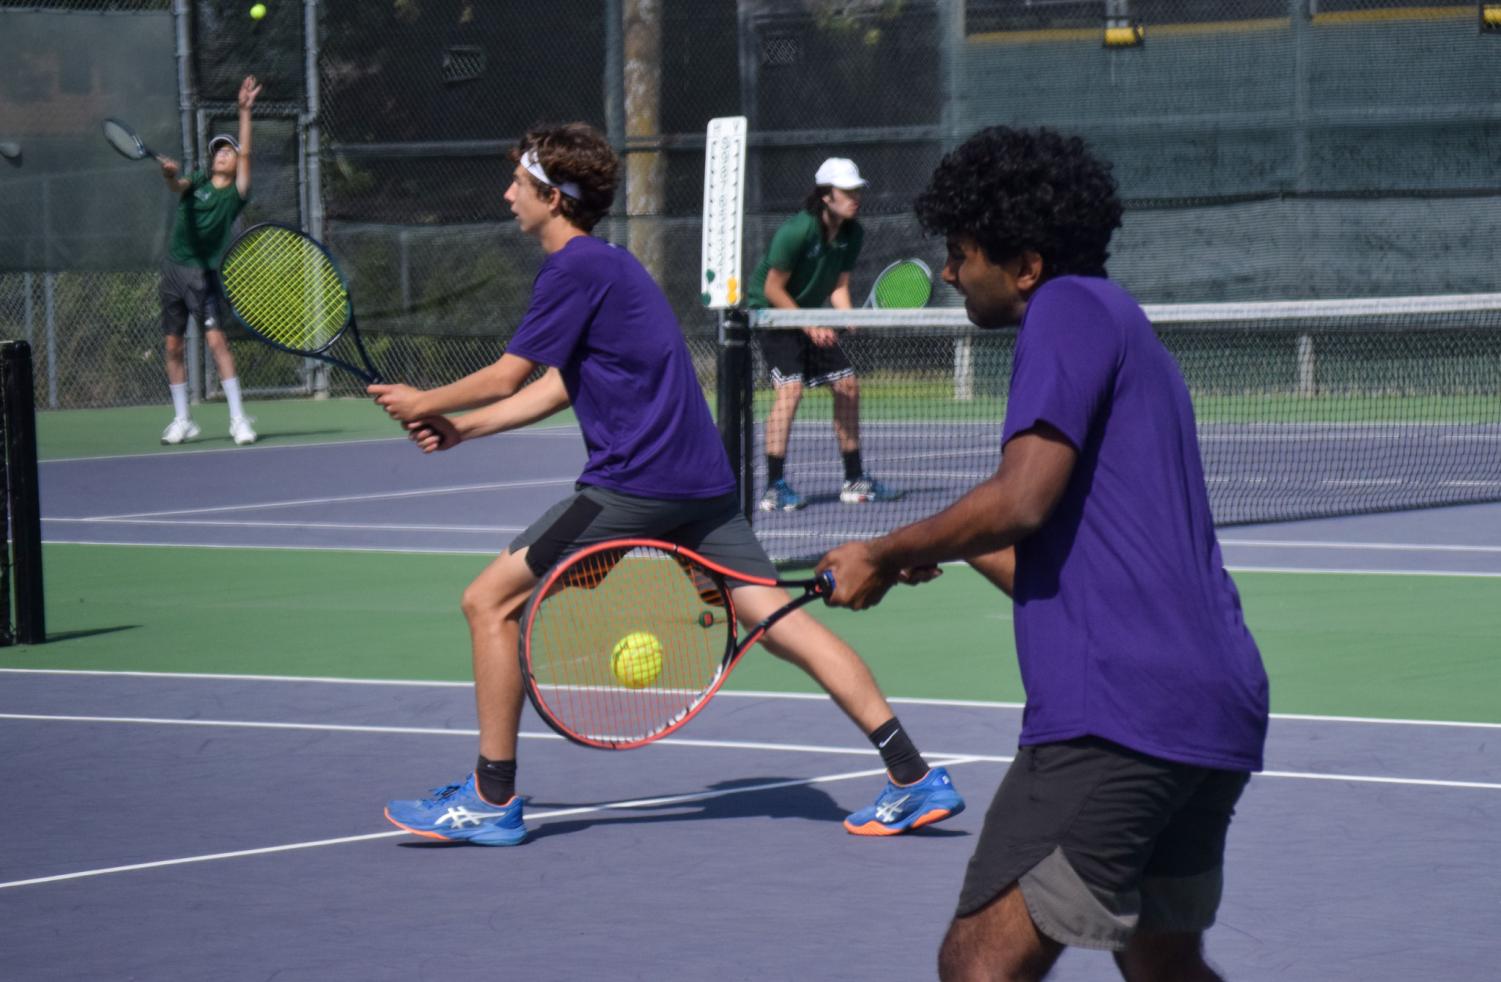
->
<box><xmin>754</xmin><ymin>382</ymin><xmax>1501</xmax><ymax>425</ymax></box>
<box><xmin>36</xmin><ymin>399</ymin><xmax>580</xmax><ymax>461</ymax></box>
<box><xmin>9</xmin><ymin>543</ymin><xmax>1499</xmax><ymax>724</ymax></box>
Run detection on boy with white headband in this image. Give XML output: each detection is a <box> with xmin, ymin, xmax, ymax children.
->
<box><xmin>368</xmin><ymin>123</ymin><xmax>964</xmax><ymax>846</ymax></box>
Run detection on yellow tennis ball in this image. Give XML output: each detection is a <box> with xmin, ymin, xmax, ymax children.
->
<box><xmin>611</xmin><ymin>631</ymin><xmax>663</xmax><ymax>689</ymax></box>
<box><xmin>249</xmin><ymin>3</ymin><xmax>267</xmax><ymax>20</ymax></box>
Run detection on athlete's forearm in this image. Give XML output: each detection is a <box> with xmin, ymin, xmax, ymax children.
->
<box><xmin>966</xmin><ymin>547</ymin><xmax>1016</xmax><ymax>598</ymax></box>
<box><xmin>453</xmin><ymin>370</ymin><xmax>570</xmax><ymax>440</ymax></box>
<box><xmin>236</xmin><ymin>107</ymin><xmax>252</xmax><ymax>195</ymax></box>
<box><xmin>869</xmin><ymin>430</ymin><xmax>1076</xmax><ymax>574</ymax></box>
<box><xmin>415</xmin><ymin>355</ymin><xmax>534</xmax><ymax>416</ymax></box>
<box><xmin>868</xmin><ymin>476</ymin><xmax>1034</xmax><ymax>574</ymax></box>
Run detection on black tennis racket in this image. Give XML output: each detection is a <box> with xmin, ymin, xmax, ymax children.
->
<box><xmin>520</xmin><ymin>538</ymin><xmax>835</xmax><ymax>749</ymax></box>
<box><xmin>101</xmin><ymin>118</ymin><xmax>167</xmax><ymax>163</ymax></box>
<box><xmin>219</xmin><ymin>222</ymin><xmax>385</xmax><ymax>384</ymax></box>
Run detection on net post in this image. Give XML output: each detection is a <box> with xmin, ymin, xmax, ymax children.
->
<box><xmin>716</xmin><ymin>309</ymin><xmax>754</xmax><ymax>519</ymax></box>
<box><xmin>2</xmin><ymin>341</ymin><xmax>44</xmax><ymax>644</ymax></box>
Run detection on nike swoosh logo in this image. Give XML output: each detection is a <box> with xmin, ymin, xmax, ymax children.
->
<box><xmin>877</xmin><ymin>731</ymin><xmax>898</xmax><ymax>748</ymax></box>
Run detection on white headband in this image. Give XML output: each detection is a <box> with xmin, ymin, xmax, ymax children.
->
<box><xmin>522</xmin><ymin>148</ymin><xmax>581</xmax><ymax>200</ymax></box>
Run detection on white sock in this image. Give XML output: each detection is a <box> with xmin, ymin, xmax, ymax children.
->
<box><xmin>222</xmin><ymin>376</ymin><xmax>246</xmax><ymax>420</ymax></box>
<box><xmin>169</xmin><ymin>382</ymin><xmax>190</xmax><ymax>421</ymax></box>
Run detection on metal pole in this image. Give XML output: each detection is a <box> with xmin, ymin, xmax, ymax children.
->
<box><xmin>189</xmin><ymin>107</ymin><xmax>207</xmax><ymax>403</ymax></box>
<box><xmin>736</xmin><ymin>2</ymin><xmax>762</xmax><ymax>229</ymax></box>
<box><xmin>1291</xmin><ymin>0</ymin><xmax>1310</xmax><ymax>193</ymax></box>
<box><xmin>22</xmin><ymin>272</ymin><xmax>33</xmax><ymax>347</ymax></box>
<box><xmin>172</xmin><ymin>0</ymin><xmax>196</xmax><ymax>172</ymax></box>
<box><xmin>42</xmin><ymin>273</ymin><xmax>57</xmax><ymax>410</ymax></box>
<box><xmin>177</xmin><ymin>4</ymin><xmax>204</xmax><ymax>405</ymax></box>
<box><xmin>939</xmin><ymin>0</ymin><xmax>965</xmax><ymax>151</ymax></box>
<box><xmin>303</xmin><ymin>0</ymin><xmax>324</xmax><ymax>240</ymax></box>
<box><xmin>604</xmin><ymin>0</ymin><xmax>626</xmax><ymax>246</ymax></box>
<box><xmin>305</xmin><ymin>0</ymin><xmax>329</xmax><ymax>397</ymax></box>
<box><xmin>399</xmin><ymin>228</ymin><xmax>411</xmax><ymax>313</ymax></box>
<box><xmin>1296</xmin><ymin>333</ymin><xmax>1316</xmax><ymax>398</ymax></box>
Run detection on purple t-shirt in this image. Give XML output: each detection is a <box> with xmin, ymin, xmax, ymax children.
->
<box><xmin>1002</xmin><ymin>276</ymin><xmax>1269</xmax><ymax>772</ymax></box>
<box><xmin>505</xmin><ymin>236</ymin><xmax>736</xmax><ymax>500</ymax></box>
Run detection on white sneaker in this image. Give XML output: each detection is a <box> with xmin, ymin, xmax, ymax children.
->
<box><xmin>839</xmin><ymin>476</ymin><xmax>904</xmax><ymax>504</ymax></box>
<box><xmin>229</xmin><ymin>415</ymin><xmax>258</xmax><ymax>446</ymax></box>
<box><xmin>161</xmin><ymin>417</ymin><xmax>200</xmax><ymax>445</ymax></box>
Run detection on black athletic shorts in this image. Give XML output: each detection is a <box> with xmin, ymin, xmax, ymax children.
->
<box><xmin>956</xmin><ymin>736</ymin><xmax>1252</xmax><ymax>951</ymax></box>
<box><xmin>761</xmin><ymin>328</ymin><xmax>855</xmax><ymax>388</ymax></box>
<box><xmin>159</xmin><ymin>259</ymin><xmax>225</xmax><ymax>336</ymax></box>
<box><xmin>510</xmin><ymin>484</ymin><xmax>776</xmax><ymax>581</ymax></box>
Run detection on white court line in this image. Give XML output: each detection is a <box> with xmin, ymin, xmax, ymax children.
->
<box><xmin>40</xmin><ymin>425</ymin><xmax>584</xmax><ymax>465</ymax></box>
<box><xmin>39</xmin><ymin>539</ymin><xmax>504</xmax><ymax>556</ymax></box>
<box><xmin>0</xmin><ymin>712</ymin><xmax>900</xmax><ymax>757</ymax></box>
<box><xmin>1220</xmin><ymin>539</ymin><xmax>1501</xmax><ymax>554</ymax></box>
<box><xmin>1226</xmin><ymin>564</ymin><xmax>1501</xmax><ymax>578</ymax></box>
<box><xmin>9</xmin><ymin>668</ymin><xmax>1501</xmax><ymax>730</ymax></box>
<box><xmin>6</xmin><ymin>711</ymin><xmax>1500</xmax><ymax>793</ymax></box>
<box><xmin>76</xmin><ymin>476</ymin><xmax>576</xmax><ymax>522</ymax></box>
<box><xmin>45</xmin><ymin>518</ymin><xmax>524</xmax><ymax>534</ymax></box>
<box><xmin>0</xmin><ymin>758</ymin><xmax>978</xmax><ymax>892</ymax></box>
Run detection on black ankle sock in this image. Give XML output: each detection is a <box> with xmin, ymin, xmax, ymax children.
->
<box><xmin>842</xmin><ymin>450</ymin><xmax>863</xmax><ymax>482</ymax></box>
<box><xmin>768</xmin><ymin>454</ymin><xmax>786</xmax><ymax>483</ymax></box>
<box><xmin>476</xmin><ymin>756</ymin><xmax>516</xmax><ymax>804</ymax></box>
<box><xmin>868</xmin><ymin>718</ymin><xmax>927</xmax><ymax>786</ymax></box>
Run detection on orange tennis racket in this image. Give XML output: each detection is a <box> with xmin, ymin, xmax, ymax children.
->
<box><xmin>519</xmin><ymin>538</ymin><xmax>834</xmax><ymax>749</ymax></box>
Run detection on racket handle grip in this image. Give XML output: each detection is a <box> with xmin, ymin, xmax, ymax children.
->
<box><xmin>816</xmin><ymin>569</ymin><xmax>836</xmax><ymax>595</ymax></box>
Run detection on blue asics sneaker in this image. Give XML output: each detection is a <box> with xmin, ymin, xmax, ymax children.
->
<box><xmin>759</xmin><ymin>478</ymin><xmax>806</xmax><ymax>512</ymax></box>
<box><xmin>839</xmin><ymin>475</ymin><xmax>904</xmax><ymax>504</ymax></box>
<box><xmin>844</xmin><ymin>766</ymin><xmax>965</xmax><ymax>836</ymax></box>
<box><xmin>384</xmin><ymin>774</ymin><xmax>528</xmax><ymax>846</ymax></box>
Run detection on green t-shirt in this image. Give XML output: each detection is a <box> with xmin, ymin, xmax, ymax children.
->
<box><xmin>167</xmin><ymin>172</ymin><xmax>248</xmax><ymax>268</ymax></box>
<box><xmin>745</xmin><ymin>210</ymin><xmax>863</xmax><ymax>308</ymax></box>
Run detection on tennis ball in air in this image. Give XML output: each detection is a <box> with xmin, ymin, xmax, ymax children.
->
<box><xmin>249</xmin><ymin>3</ymin><xmax>267</xmax><ymax>20</ymax></box>
<box><xmin>611</xmin><ymin>631</ymin><xmax>664</xmax><ymax>689</ymax></box>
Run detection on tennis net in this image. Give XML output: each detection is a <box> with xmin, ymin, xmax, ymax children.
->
<box><xmin>723</xmin><ymin>294</ymin><xmax>1501</xmax><ymax>566</ymax></box>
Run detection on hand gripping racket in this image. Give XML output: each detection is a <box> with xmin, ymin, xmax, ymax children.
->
<box><xmin>864</xmin><ymin>257</ymin><xmax>933</xmax><ymax>309</ymax></box>
<box><xmin>520</xmin><ymin>538</ymin><xmax>835</xmax><ymax>749</ymax></box>
<box><xmin>101</xmin><ymin>118</ymin><xmax>167</xmax><ymax>163</ymax></box>
<box><xmin>219</xmin><ymin>222</ymin><xmax>386</xmax><ymax>383</ymax></box>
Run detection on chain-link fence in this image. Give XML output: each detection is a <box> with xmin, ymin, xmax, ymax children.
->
<box><xmin>4</xmin><ymin>1</ymin><xmax>1500</xmax><ymax>408</ymax></box>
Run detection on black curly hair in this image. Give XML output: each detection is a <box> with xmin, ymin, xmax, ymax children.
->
<box><xmin>914</xmin><ymin>127</ymin><xmax>1123</xmax><ymax>280</ymax></box>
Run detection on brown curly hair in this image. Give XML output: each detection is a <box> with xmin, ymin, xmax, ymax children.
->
<box><xmin>509</xmin><ymin>123</ymin><xmax>618</xmax><ymax>232</ymax></box>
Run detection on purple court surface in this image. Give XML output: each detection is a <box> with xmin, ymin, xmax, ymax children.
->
<box><xmin>5</xmin><ymin>427</ymin><xmax>1500</xmax><ymax>980</ymax></box>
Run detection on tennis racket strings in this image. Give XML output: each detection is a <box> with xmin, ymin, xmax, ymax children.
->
<box><xmin>221</xmin><ymin>225</ymin><xmax>351</xmax><ymax>353</ymax></box>
<box><xmin>525</xmin><ymin>544</ymin><xmax>731</xmax><ymax>743</ymax></box>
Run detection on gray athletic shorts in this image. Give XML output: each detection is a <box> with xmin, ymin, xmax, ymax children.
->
<box><xmin>510</xmin><ymin>484</ymin><xmax>776</xmax><ymax>581</ymax></box>
<box><xmin>956</xmin><ymin>736</ymin><xmax>1251</xmax><ymax>951</ymax></box>
<box><xmin>159</xmin><ymin>259</ymin><xmax>225</xmax><ymax>336</ymax></box>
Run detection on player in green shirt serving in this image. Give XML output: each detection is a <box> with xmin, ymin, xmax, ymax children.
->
<box><xmin>745</xmin><ymin>158</ymin><xmax>902</xmax><ymax>511</ymax></box>
<box><xmin>156</xmin><ymin>75</ymin><xmax>260</xmax><ymax>446</ymax></box>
